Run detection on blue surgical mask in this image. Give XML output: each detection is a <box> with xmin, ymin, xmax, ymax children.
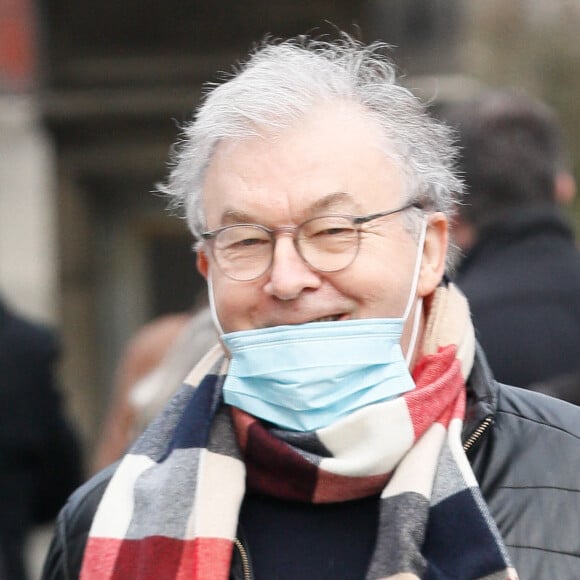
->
<box><xmin>221</xmin><ymin>318</ymin><xmax>416</xmax><ymax>431</ymax></box>
<box><xmin>213</xmin><ymin>219</ymin><xmax>427</xmax><ymax>432</ymax></box>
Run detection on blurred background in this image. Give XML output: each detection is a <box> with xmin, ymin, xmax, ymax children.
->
<box><xmin>1</xmin><ymin>1</ymin><xmax>579</xmax><ymax>575</ymax></box>
<box><xmin>1</xmin><ymin>0</ymin><xmax>579</xmax><ymax>465</ymax></box>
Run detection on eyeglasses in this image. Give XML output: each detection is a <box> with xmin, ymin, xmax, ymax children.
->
<box><xmin>200</xmin><ymin>201</ymin><xmax>420</xmax><ymax>281</ymax></box>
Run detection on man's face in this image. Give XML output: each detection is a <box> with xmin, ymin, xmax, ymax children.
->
<box><xmin>198</xmin><ymin>103</ymin><xmax>447</xmax><ymax>353</ymax></box>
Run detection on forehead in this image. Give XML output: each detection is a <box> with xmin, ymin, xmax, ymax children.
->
<box><xmin>202</xmin><ymin>103</ymin><xmax>407</xmax><ymax>226</ymax></box>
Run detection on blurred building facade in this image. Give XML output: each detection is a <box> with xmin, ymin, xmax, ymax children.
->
<box><xmin>0</xmin><ymin>0</ymin><xmax>57</xmax><ymax>324</ymax></box>
<box><xmin>1</xmin><ymin>0</ymin><xmax>578</xmax><ymax>453</ymax></box>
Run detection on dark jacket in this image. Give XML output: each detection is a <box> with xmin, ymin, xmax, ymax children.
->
<box><xmin>455</xmin><ymin>206</ymin><xmax>580</xmax><ymax>391</ymax></box>
<box><xmin>41</xmin><ymin>346</ymin><xmax>580</xmax><ymax>579</ymax></box>
<box><xmin>0</xmin><ymin>300</ymin><xmax>83</xmax><ymax>580</ymax></box>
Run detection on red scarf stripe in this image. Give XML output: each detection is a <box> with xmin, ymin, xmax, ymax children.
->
<box><xmin>230</xmin><ymin>406</ymin><xmax>256</xmax><ymax>450</ymax></box>
<box><xmin>406</xmin><ymin>344</ymin><xmax>465</xmax><ymax>436</ymax></box>
<box><xmin>80</xmin><ymin>538</ymin><xmax>122</xmax><ymax>579</ymax></box>
<box><xmin>183</xmin><ymin>538</ymin><xmax>234</xmax><ymax>580</ymax></box>
<box><xmin>81</xmin><ymin>536</ymin><xmax>233</xmax><ymax>580</ymax></box>
<box><xmin>241</xmin><ymin>418</ymin><xmax>321</xmax><ymax>501</ymax></box>
<box><xmin>313</xmin><ymin>469</ymin><xmax>390</xmax><ymax>503</ymax></box>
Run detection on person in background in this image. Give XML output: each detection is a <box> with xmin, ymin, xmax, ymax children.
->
<box><xmin>0</xmin><ymin>297</ymin><xmax>82</xmax><ymax>580</ymax></box>
<box><xmin>43</xmin><ymin>35</ymin><xmax>579</xmax><ymax>579</ymax></box>
<box><xmin>91</xmin><ymin>304</ymin><xmax>217</xmax><ymax>472</ymax></box>
<box><xmin>442</xmin><ymin>89</ymin><xmax>580</xmax><ymax>393</ymax></box>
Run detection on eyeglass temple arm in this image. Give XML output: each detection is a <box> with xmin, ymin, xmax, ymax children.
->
<box><xmin>354</xmin><ymin>201</ymin><xmax>424</xmax><ymax>225</ymax></box>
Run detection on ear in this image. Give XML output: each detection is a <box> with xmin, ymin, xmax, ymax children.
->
<box><xmin>196</xmin><ymin>250</ymin><xmax>209</xmax><ymax>279</ymax></box>
<box><xmin>417</xmin><ymin>212</ymin><xmax>448</xmax><ymax>297</ymax></box>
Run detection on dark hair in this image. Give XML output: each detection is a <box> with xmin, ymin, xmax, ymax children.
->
<box><xmin>441</xmin><ymin>89</ymin><xmax>566</xmax><ymax>229</ymax></box>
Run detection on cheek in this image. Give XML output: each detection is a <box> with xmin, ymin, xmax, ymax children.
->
<box><xmin>341</xmin><ymin>235</ymin><xmax>417</xmax><ymax>313</ymax></box>
<box><xmin>211</xmin><ymin>277</ymin><xmax>259</xmax><ymax>332</ymax></box>
<box><xmin>358</xmin><ymin>235</ymin><xmax>413</xmax><ymax>282</ymax></box>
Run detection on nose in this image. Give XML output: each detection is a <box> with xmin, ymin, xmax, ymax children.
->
<box><xmin>263</xmin><ymin>234</ymin><xmax>322</xmax><ymax>300</ymax></box>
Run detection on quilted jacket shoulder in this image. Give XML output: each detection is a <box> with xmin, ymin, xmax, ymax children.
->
<box><xmin>468</xmin><ymin>377</ymin><xmax>580</xmax><ymax>578</ymax></box>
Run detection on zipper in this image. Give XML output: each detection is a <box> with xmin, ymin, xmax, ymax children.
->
<box><xmin>233</xmin><ymin>538</ymin><xmax>252</xmax><ymax>580</ymax></box>
<box><xmin>463</xmin><ymin>416</ymin><xmax>493</xmax><ymax>453</ymax></box>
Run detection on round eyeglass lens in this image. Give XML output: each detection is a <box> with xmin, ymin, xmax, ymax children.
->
<box><xmin>213</xmin><ymin>225</ymin><xmax>272</xmax><ymax>280</ymax></box>
<box><xmin>298</xmin><ymin>216</ymin><xmax>359</xmax><ymax>272</ymax></box>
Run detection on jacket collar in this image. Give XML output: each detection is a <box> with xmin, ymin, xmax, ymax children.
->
<box><xmin>463</xmin><ymin>343</ymin><xmax>498</xmax><ymax>443</ymax></box>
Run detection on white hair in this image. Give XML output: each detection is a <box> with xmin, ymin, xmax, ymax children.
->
<box><xmin>159</xmin><ymin>35</ymin><xmax>463</xmax><ymax>250</ymax></box>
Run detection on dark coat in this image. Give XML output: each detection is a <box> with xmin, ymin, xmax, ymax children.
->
<box><xmin>41</xmin><ymin>346</ymin><xmax>580</xmax><ymax>579</ymax></box>
<box><xmin>455</xmin><ymin>206</ymin><xmax>580</xmax><ymax>391</ymax></box>
<box><xmin>0</xmin><ymin>300</ymin><xmax>83</xmax><ymax>580</ymax></box>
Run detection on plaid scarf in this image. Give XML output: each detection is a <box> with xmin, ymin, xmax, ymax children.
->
<box><xmin>81</xmin><ymin>283</ymin><xmax>518</xmax><ymax>579</ymax></box>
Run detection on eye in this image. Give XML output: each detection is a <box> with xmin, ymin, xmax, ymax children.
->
<box><xmin>233</xmin><ymin>236</ymin><xmax>269</xmax><ymax>248</ymax></box>
<box><xmin>216</xmin><ymin>226</ymin><xmax>271</xmax><ymax>253</ymax></box>
<box><xmin>304</xmin><ymin>217</ymin><xmax>356</xmax><ymax>239</ymax></box>
<box><xmin>316</xmin><ymin>226</ymin><xmax>354</xmax><ymax>237</ymax></box>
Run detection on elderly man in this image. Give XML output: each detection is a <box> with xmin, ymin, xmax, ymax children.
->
<box><xmin>43</xmin><ymin>36</ymin><xmax>579</xmax><ymax>580</ymax></box>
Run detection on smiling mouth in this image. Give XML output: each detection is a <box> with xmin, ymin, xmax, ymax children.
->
<box><xmin>265</xmin><ymin>313</ymin><xmax>346</xmax><ymax>328</ymax></box>
<box><xmin>310</xmin><ymin>314</ymin><xmax>342</xmax><ymax>323</ymax></box>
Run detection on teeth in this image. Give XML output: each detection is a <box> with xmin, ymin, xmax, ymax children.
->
<box><xmin>315</xmin><ymin>315</ymin><xmax>339</xmax><ymax>322</ymax></box>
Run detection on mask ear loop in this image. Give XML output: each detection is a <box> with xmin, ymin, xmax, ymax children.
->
<box><xmin>207</xmin><ymin>271</ymin><xmax>225</xmax><ymax>336</ymax></box>
<box><xmin>195</xmin><ymin>237</ymin><xmax>226</xmax><ymax>336</ymax></box>
<box><xmin>402</xmin><ymin>217</ymin><xmax>428</xmax><ymax>366</ymax></box>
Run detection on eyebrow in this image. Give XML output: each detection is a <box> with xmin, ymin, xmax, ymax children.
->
<box><xmin>309</xmin><ymin>192</ymin><xmax>360</xmax><ymax>214</ymax></box>
<box><xmin>218</xmin><ymin>192</ymin><xmax>361</xmax><ymax>226</ymax></box>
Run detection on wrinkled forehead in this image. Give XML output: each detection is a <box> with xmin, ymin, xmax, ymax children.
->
<box><xmin>201</xmin><ymin>103</ymin><xmax>409</xmax><ymax>227</ymax></box>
